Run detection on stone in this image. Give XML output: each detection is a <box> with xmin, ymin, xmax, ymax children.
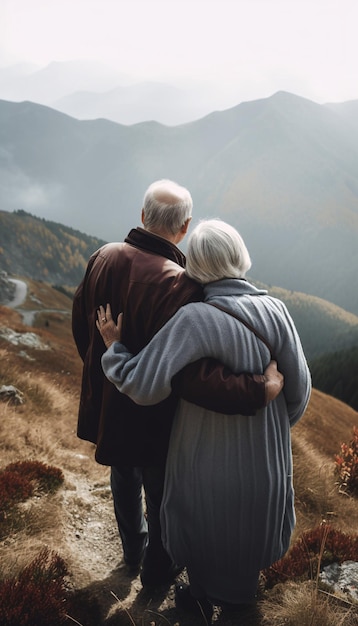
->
<box><xmin>0</xmin><ymin>384</ymin><xmax>24</xmax><ymax>405</ymax></box>
<box><xmin>320</xmin><ymin>561</ymin><xmax>358</xmax><ymax>601</ymax></box>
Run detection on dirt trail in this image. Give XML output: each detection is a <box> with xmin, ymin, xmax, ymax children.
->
<box><xmin>59</xmin><ymin>461</ymin><xmax>181</xmax><ymax>624</ymax></box>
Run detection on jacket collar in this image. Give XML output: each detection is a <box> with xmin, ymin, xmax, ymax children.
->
<box><xmin>125</xmin><ymin>227</ymin><xmax>186</xmax><ymax>268</ymax></box>
<box><xmin>204</xmin><ymin>278</ymin><xmax>267</xmax><ymax>300</ymax></box>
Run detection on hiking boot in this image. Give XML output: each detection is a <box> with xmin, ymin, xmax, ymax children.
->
<box><xmin>175</xmin><ymin>582</ymin><xmax>213</xmax><ymax>623</ymax></box>
<box><xmin>140</xmin><ymin>563</ymin><xmax>184</xmax><ymax>591</ymax></box>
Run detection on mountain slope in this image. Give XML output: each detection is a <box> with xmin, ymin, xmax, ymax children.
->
<box><xmin>309</xmin><ymin>346</ymin><xmax>358</xmax><ymax>410</ymax></box>
<box><xmin>262</xmin><ymin>285</ymin><xmax>358</xmax><ymax>360</ymax></box>
<box><xmin>1</xmin><ymin>295</ymin><xmax>357</xmax><ymax>624</ymax></box>
<box><xmin>0</xmin><ymin>92</ymin><xmax>358</xmax><ymax>315</ymax></box>
<box><xmin>0</xmin><ymin>60</ymin><xmax>130</xmax><ymax>104</ymax></box>
<box><xmin>326</xmin><ymin>99</ymin><xmax>358</xmax><ymax>132</ymax></box>
<box><xmin>52</xmin><ymin>81</ymin><xmax>216</xmax><ymax>126</ymax></box>
<box><xmin>0</xmin><ymin>210</ymin><xmax>105</xmax><ymax>286</ymax></box>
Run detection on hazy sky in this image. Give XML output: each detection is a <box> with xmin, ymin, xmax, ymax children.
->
<box><xmin>1</xmin><ymin>0</ymin><xmax>358</xmax><ymax>104</ymax></box>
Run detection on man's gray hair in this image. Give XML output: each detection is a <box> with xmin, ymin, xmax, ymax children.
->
<box><xmin>186</xmin><ymin>219</ymin><xmax>252</xmax><ymax>284</ymax></box>
<box><xmin>142</xmin><ymin>179</ymin><xmax>193</xmax><ymax>236</ymax></box>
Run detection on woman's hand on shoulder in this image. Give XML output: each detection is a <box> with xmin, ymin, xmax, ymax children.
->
<box><xmin>96</xmin><ymin>303</ymin><xmax>123</xmax><ymax>349</ymax></box>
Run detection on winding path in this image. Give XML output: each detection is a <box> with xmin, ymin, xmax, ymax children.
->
<box><xmin>7</xmin><ymin>279</ymin><xmax>28</xmax><ymax>308</ymax></box>
<box><xmin>5</xmin><ymin>279</ymin><xmax>70</xmax><ymax>326</ymax></box>
<box><xmin>6</xmin><ymin>279</ymin><xmax>38</xmax><ymax>324</ymax></box>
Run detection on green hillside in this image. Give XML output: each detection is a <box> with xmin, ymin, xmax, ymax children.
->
<box><xmin>309</xmin><ymin>346</ymin><xmax>358</xmax><ymax>411</ymax></box>
<box><xmin>0</xmin><ymin>210</ymin><xmax>106</xmax><ymax>286</ymax></box>
<box><xmin>261</xmin><ymin>284</ymin><xmax>358</xmax><ymax>360</ymax></box>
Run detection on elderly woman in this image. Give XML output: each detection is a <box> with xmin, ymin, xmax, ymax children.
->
<box><xmin>97</xmin><ymin>219</ymin><xmax>311</xmax><ymax>619</ymax></box>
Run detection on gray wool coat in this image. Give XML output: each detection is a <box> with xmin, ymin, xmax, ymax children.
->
<box><xmin>102</xmin><ymin>278</ymin><xmax>311</xmax><ymax>603</ymax></box>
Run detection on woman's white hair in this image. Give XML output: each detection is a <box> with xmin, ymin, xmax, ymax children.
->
<box><xmin>142</xmin><ymin>179</ymin><xmax>193</xmax><ymax>236</ymax></box>
<box><xmin>186</xmin><ymin>219</ymin><xmax>252</xmax><ymax>284</ymax></box>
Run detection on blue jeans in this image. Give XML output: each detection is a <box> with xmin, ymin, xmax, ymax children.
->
<box><xmin>111</xmin><ymin>465</ymin><xmax>172</xmax><ymax>573</ymax></box>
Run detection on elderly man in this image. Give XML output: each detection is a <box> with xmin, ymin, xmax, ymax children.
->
<box><xmin>72</xmin><ymin>179</ymin><xmax>283</xmax><ymax>590</ymax></box>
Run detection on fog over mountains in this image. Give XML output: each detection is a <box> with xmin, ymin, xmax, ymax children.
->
<box><xmin>0</xmin><ymin>61</ymin><xmax>237</xmax><ymax>125</ymax></box>
<box><xmin>0</xmin><ymin>73</ymin><xmax>358</xmax><ymax>317</ymax></box>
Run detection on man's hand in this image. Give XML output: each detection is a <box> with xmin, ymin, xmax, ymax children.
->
<box><xmin>96</xmin><ymin>303</ymin><xmax>123</xmax><ymax>349</ymax></box>
<box><xmin>263</xmin><ymin>360</ymin><xmax>284</xmax><ymax>403</ymax></box>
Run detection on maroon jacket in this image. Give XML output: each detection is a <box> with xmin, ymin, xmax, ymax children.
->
<box><xmin>72</xmin><ymin>228</ymin><xmax>265</xmax><ymax>466</ymax></box>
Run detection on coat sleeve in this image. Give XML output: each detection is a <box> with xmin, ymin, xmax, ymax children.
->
<box><xmin>171</xmin><ymin>359</ymin><xmax>266</xmax><ymax>415</ymax></box>
<box><xmin>72</xmin><ymin>278</ymin><xmax>89</xmax><ymax>362</ymax></box>
<box><xmin>72</xmin><ymin>248</ymin><xmax>105</xmax><ymax>362</ymax></box>
<box><xmin>101</xmin><ymin>300</ymin><xmax>311</xmax><ymax>422</ymax></box>
<box><xmin>101</xmin><ymin>307</ymin><xmax>228</xmax><ymax>406</ymax></box>
<box><xmin>274</xmin><ymin>301</ymin><xmax>312</xmax><ymax>426</ymax></box>
<box><xmin>101</xmin><ymin>305</ymin><xmax>271</xmax><ymax>414</ymax></box>
<box><xmin>101</xmin><ymin>336</ymin><xmax>268</xmax><ymax>414</ymax></box>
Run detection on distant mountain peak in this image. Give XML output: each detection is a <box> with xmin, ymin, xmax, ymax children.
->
<box><xmin>0</xmin><ymin>96</ymin><xmax>357</xmax><ymax>317</ymax></box>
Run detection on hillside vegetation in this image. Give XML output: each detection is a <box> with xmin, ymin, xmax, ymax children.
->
<box><xmin>310</xmin><ymin>346</ymin><xmax>358</xmax><ymax>411</ymax></box>
<box><xmin>260</xmin><ymin>284</ymin><xmax>358</xmax><ymax>361</ymax></box>
<box><xmin>0</xmin><ymin>210</ymin><xmax>105</xmax><ymax>286</ymax></box>
<box><xmin>0</xmin><ymin>283</ymin><xmax>357</xmax><ymax>625</ymax></box>
<box><xmin>261</xmin><ymin>286</ymin><xmax>358</xmax><ymax>410</ymax></box>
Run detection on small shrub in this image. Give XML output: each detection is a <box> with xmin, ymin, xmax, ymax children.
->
<box><xmin>0</xmin><ymin>547</ymin><xmax>69</xmax><ymax>626</ymax></box>
<box><xmin>5</xmin><ymin>460</ymin><xmax>64</xmax><ymax>494</ymax></box>
<box><xmin>0</xmin><ymin>461</ymin><xmax>64</xmax><ymax>521</ymax></box>
<box><xmin>263</xmin><ymin>524</ymin><xmax>358</xmax><ymax>588</ymax></box>
<box><xmin>334</xmin><ymin>427</ymin><xmax>358</xmax><ymax>496</ymax></box>
<box><xmin>0</xmin><ymin>471</ymin><xmax>34</xmax><ymax>512</ymax></box>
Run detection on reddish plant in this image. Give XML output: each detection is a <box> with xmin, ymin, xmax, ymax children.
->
<box><xmin>0</xmin><ymin>460</ymin><xmax>64</xmax><ymax>520</ymax></box>
<box><xmin>5</xmin><ymin>460</ymin><xmax>64</xmax><ymax>493</ymax></box>
<box><xmin>0</xmin><ymin>548</ymin><xmax>69</xmax><ymax>626</ymax></box>
<box><xmin>0</xmin><ymin>471</ymin><xmax>34</xmax><ymax>513</ymax></box>
<box><xmin>334</xmin><ymin>426</ymin><xmax>358</xmax><ymax>495</ymax></box>
<box><xmin>263</xmin><ymin>524</ymin><xmax>358</xmax><ymax>588</ymax></box>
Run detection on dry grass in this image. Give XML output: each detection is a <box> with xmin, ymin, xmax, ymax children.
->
<box><xmin>16</xmin><ymin>277</ymin><xmax>75</xmax><ymax>312</ymax></box>
<box><xmin>1</xmin><ymin>284</ymin><xmax>358</xmax><ymax>625</ymax></box>
<box><xmin>261</xmin><ymin>581</ymin><xmax>356</xmax><ymax>625</ymax></box>
<box><xmin>291</xmin><ymin>436</ymin><xmax>358</xmax><ymax>536</ymax></box>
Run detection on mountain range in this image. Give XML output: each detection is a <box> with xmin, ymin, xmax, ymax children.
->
<box><xmin>0</xmin><ymin>91</ymin><xmax>358</xmax><ymax>317</ymax></box>
<box><xmin>0</xmin><ymin>60</ymin><xmax>233</xmax><ymax>125</ymax></box>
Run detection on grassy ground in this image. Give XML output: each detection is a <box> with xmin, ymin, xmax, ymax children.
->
<box><xmin>0</xmin><ymin>281</ymin><xmax>358</xmax><ymax>624</ymax></box>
